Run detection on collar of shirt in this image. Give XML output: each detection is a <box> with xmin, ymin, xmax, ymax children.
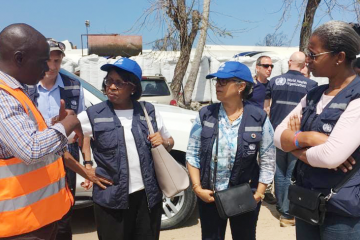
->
<box><xmin>37</xmin><ymin>73</ymin><xmax>64</xmax><ymax>92</ymax></box>
<box><xmin>0</xmin><ymin>70</ymin><xmax>26</xmax><ymax>90</ymax></box>
<box><xmin>287</xmin><ymin>70</ymin><xmax>304</xmax><ymax>76</ymax></box>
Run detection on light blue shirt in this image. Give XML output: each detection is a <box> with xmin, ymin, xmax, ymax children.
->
<box><xmin>186</xmin><ymin>104</ymin><xmax>276</xmax><ymax>191</ymax></box>
<box><xmin>37</xmin><ymin>73</ymin><xmax>85</xmax><ymax>121</ymax></box>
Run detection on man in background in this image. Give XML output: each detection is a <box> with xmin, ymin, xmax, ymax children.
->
<box><xmin>247</xmin><ymin>55</ymin><xmax>273</xmax><ymax>108</ymax></box>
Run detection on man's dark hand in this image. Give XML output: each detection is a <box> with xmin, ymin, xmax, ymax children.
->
<box><xmin>84</xmin><ymin>168</ymin><xmax>113</xmax><ymax>190</ymax></box>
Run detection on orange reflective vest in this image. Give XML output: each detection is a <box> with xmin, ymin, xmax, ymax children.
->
<box><xmin>0</xmin><ymin>80</ymin><xmax>73</xmax><ymax>237</ymax></box>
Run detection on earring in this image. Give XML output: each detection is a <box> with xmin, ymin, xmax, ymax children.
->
<box><xmin>336</xmin><ymin>62</ymin><xmax>339</xmax><ymax>65</ymax></box>
<box><xmin>238</xmin><ymin>90</ymin><xmax>241</xmax><ymax>95</ymax></box>
<box><xmin>131</xmin><ymin>92</ymin><xmax>134</xmax><ymax>95</ymax></box>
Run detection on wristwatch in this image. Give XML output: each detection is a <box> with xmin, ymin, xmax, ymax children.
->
<box><xmin>83</xmin><ymin>160</ymin><xmax>94</xmax><ymax>166</ymax></box>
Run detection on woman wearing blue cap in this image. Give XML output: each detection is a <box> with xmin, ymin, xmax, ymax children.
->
<box><xmin>186</xmin><ymin>61</ymin><xmax>276</xmax><ymax>240</ymax></box>
<box><xmin>76</xmin><ymin>58</ymin><xmax>174</xmax><ymax>240</ymax></box>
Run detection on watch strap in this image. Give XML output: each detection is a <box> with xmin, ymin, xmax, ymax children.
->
<box><xmin>83</xmin><ymin>160</ymin><xmax>93</xmax><ymax>166</ymax></box>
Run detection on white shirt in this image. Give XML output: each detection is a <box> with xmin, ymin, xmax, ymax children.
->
<box><xmin>76</xmin><ymin>108</ymin><xmax>171</xmax><ymax>194</ymax></box>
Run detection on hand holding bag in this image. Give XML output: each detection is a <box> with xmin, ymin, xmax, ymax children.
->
<box><xmin>140</xmin><ymin>102</ymin><xmax>189</xmax><ymax>198</ymax></box>
<box><xmin>212</xmin><ymin>127</ymin><xmax>257</xmax><ymax>220</ymax></box>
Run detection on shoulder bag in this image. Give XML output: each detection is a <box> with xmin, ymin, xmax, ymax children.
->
<box><xmin>288</xmin><ymin>161</ymin><xmax>360</xmax><ymax>225</ymax></box>
<box><xmin>213</xmin><ymin>127</ymin><xmax>258</xmax><ymax>220</ymax></box>
<box><xmin>140</xmin><ymin>102</ymin><xmax>189</xmax><ymax>198</ymax></box>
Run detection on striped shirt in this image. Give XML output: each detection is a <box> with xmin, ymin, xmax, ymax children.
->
<box><xmin>186</xmin><ymin>103</ymin><xmax>276</xmax><ymax>191</ymax></box>
<box><xmin>0</xmin><ymin>70</ymin><xmax>68</xmax><ymax>165</ymax></box>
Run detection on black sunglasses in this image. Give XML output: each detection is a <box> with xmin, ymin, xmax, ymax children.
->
<box><xmin>213</xmin><ymin>78</ymin><xmax>244</xmax><ymax>86</ymax></box>
<box><xmin>47</xmin><ymin>39</ymin><xmax>66</xmax><ymax>52</ymax></box>
<box><xmin>257</xmin><ymin>64</ymin><xmax>274</xmax><ymax>69</ymax></box>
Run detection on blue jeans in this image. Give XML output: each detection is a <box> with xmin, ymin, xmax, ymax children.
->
<box><xmin>296</xmin><ymin>213</ymin><xmax>360</xmax><ymax>240</ymax></box>
<box><xmin>274</xmin><ymin>148</ymin><xmax>297</xmax><ymax>219</ymax></box>
<box><xmin>198</xmin><ymin>198</ymin><xmax>261</xmax><ymax>240</ymax></box>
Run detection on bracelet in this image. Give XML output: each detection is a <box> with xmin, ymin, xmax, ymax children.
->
<box><xmin>294</xmin><ymin>131</ymin><xmax>302</xmax><ymax>149</ymax></box>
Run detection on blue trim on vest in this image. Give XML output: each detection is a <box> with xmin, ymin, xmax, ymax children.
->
<box><xmin>296</xmin><ymin>76</ymin><xmax>360</xmax><ymax>217</ymax></box>
<box><xmin>199</xmin><ymin>103</ymin><xmax>267</xmax><ymax>190</ymax></box>
<box><xmin>86</xmin><ymin>100</ymin><xmax>162</xmax><ymax>209</ymax></box>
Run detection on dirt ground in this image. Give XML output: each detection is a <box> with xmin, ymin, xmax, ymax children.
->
<box><xmin>72</xmin><ymin>202</ymin><xmax>296</xmax><ymax>240</ymax></box>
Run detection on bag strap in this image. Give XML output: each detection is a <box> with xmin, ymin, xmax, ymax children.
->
<box><xmin>212</xmin><ymin>125</ymin><xmax>219</xmax><ymax>192</ymax></box>
<box><xmin>140</xmin><ymin>102</ymin><xmax>155</xmax><ymax>135</ymax></box>
<box><xmin>291</xmin><ymin>158</ymin><xmax>360</xmax><ymax>201</ymax></box>
<box><xmin>331</xmin><ymin>160</ymin><xmax>360</xmax><ymax>194</ymax></box>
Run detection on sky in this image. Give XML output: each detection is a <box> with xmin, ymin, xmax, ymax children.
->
<box><xmin>1</xmin><ymin>0</ymin><xmax>358</xmax><ymax>50</ymax></box>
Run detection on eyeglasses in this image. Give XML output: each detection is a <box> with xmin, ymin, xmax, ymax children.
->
<box><xmin>213</xmin><ymin>78</ymin><xmax>243</xmax><ymax>86</ymax></box>
<box><xmin>305</xmin><ymin>50</ymin><xmax>334</xmax><ymax>61</ymax></box>
<box><xmin>47</xmin><ymin>39</ymin><xmax>66</xmax><ymax>52</ymax></box>
<box><xmin>104</xmin><ymin>78</ymin><xmax>134</xmax><ymax>89</ymax></box>
<box><xmin>257</xmin><ymin>64</ymin><xmax>274</xmax><ymax>69</ymax></box>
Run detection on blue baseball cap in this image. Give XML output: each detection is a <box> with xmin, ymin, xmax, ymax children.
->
<box><xmin>101</xmin><ymin>58</ymin><xmax>142</xmax><ymax>81</ymax></box>
<box><xmin>206</xmin><ymin>61</ymin><xmax>254</xmax><ymax>84</ymax></box>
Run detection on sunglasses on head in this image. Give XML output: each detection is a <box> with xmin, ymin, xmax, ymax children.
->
<box><xmin>47</xmin><ymin>39</ymin><xmax>66</xmax><ymax>52</ymax></box>
<box><xmin>257</xmin><ymin>64</ymin><xmax>274</xmax><ymax>69</ymax></box>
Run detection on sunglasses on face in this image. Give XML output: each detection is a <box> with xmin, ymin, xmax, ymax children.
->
<box><xmin>257</xmin><ymin>64</ymin><xmax>274</xmax><ymax>69</ymax></box>
<box><xmin>47</xmin><ymin>39</ymin><xmax>66</xmax><ymax>52</ymax></box>
<box><xmin>304</xmin><ymin>49</ymin><xmax>334</xmax><ymax>61</ymax></box>
<box><xmin>104</xmin><ymin>78</ymin><xmax>134</xmax><ymax>89</ymax></box>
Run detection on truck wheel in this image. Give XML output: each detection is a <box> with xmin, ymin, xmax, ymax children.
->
<box><xmin>160</xmin><ymin>167</ymin><xmax>197</xmax><ymax>230</ymax></box>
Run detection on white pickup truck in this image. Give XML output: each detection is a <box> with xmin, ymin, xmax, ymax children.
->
<box><xmin>60</xmin><ymin>69</ymin><xmax>198</xmax><ymax>230</ymax></box>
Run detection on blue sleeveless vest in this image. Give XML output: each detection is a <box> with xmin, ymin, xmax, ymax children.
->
<box><xmin>86</xmin><ymin>100</ymin><xmax>162</xmax><ymax>209</ymax></box>
<box><xmin>199</xmin><ymin>103</ymin><xmax>267</xmax><ymax>190</ymax></box>
<box><xmin>27</xmin><ymin>73</ymin><xmax>81</xmax><ymax>113</ymax></box>
<box><xmin>296</xmin><ymin>76</ymin><xmax>360</xmax><ymax>217</ymax></box>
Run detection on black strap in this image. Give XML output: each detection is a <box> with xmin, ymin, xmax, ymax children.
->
<box><xmin>291</xmin><ymin>157</ymin><xmax>360</xmax><ymax>196</ymax></box>
<box><xmin>212</xmin><ymin>126</ymin><xmax>219</xmax><ymax>192</ymax></box>
<box><xmin>333</xmin><ymin>159</ymin><xmax>360</xmax><ymax>193</ymax></box>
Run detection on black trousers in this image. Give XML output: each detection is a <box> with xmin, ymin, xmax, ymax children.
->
<box><xmin>56</xmin><ymin>143</ymin><xmax>79</xmax><ymax>240</ymax></box>
<box><xmin>198</xmin><ymin>199</ymin><xmax>261</xmax><ymax>240</ymax></box>
<box><xmin>94</xmin><ymin>190</ymin><xmax>162</xmax><ymax>240</ymax></box>
<box><xmin>1</xmin><ymin>222</ymin><xmax>58</xmax><ymax>240</ymax></box>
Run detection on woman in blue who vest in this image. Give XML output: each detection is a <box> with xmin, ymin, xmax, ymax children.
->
<box><xmin>78</xmin><ymin>58</ymin><xmax>174</xmax><ymax>240</ymax></box>
<box><xmin>275</xmin><ymin>21</ymin><xmax>360</xmax><ymax>239</ymax></box>
<box><xmin>186</xmin><ymin>61</ymin><xmax>276</xmax><ymax>240</ymax></box>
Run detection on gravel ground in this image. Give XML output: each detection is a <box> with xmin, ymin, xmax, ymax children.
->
<box><xmin>72</xmin><ymin>202</ymin><xmax>296</xmax><ymax>240</ymax></box>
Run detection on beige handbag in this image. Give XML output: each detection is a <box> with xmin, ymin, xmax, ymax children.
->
<box><xmin>140</xmin><ymin>102</ymin><xmax>189</xmax><ymax>198</ymax></box>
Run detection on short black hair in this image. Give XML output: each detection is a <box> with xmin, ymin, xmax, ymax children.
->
<box><xmin>102</xmin><ymin>67</ymin><xmax>142</xmax><ymax>101</ymax></box>
<box><xmin>256</xmin><ymin>56</ymin><xmax>271</xmax><ymax>66</ymax></box>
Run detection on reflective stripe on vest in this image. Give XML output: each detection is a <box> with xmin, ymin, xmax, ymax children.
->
<box><xmin>275</xmin><ymin>100</ymin><xmax>298</xmax><ymax>106</ymax></box>
<box><xmin>64</xmin><ymin>85</ymin><xmax>80</xmax><ymax>90</ymax></box>
<box><xmin>0</xmin><ymin>79</ymin><xmax>73</xmax><ymax>237</ymax></box>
